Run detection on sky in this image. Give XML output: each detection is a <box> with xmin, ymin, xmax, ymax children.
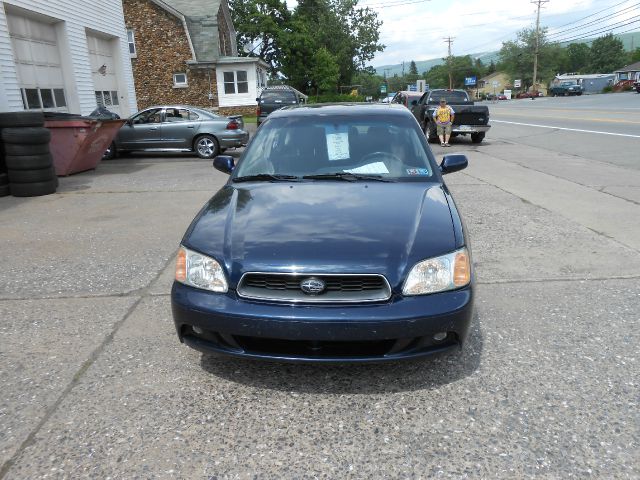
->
<box><xmin>288</xmin><ymin>0</ymin><xmax>640</xmax><ymax>67</ymax></box>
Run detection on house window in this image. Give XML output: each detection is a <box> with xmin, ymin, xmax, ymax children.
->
<box><xmin>173</xmin><ymin>73</ymin><xmax>188</xmax><ymax>88</ymax></box>
<box><xmin>127</xmin><ymin>29</ymin><xmax>136</xmax><ymax>56</ymax></box>
<box><xmin>223</xmin><ymin>70</ymin><xmax>249</xmax><ymax>94</ymax></box>
<box><xmin>95</xmin><ymin>91</ymin><xmax>119</xmax><ymax>108</ymax></box>
<box><xmin>21</xmin><ymin>88</ymin><xmax>67</xmax><ymax>110</ymax></box>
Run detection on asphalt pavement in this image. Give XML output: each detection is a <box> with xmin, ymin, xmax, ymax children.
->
<box><xmin>0</xmin><ymin>93</ymin><xmax>639</xmax><ymax>478</ymax></box>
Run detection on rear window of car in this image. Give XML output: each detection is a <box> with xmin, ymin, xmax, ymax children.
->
<box><xmin>235</xmin><ymin>114</ymin><xmax>436</xmax><ymax>180</ymax></box>
<box><xmin>260</xmin><ymin>91</ymin><xmax>297</xmax><ymax>103</ymax></box>
<box><xmin>430</xmin><ymin>91</ymin><xmax>469</xmax><ymax>103</ymax></box>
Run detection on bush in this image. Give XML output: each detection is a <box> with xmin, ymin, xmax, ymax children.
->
<box><xmin>308</xmin><ymin>93</ymin><xmax>365</xmax><ymax>104</ymax></box>
<box><xmin>602</xmin><ymin>85</ymin><xmax>613</xmax><ymax>93</ymax></box>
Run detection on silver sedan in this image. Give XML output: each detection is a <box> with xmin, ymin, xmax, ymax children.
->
<box><xmin>104</xmin><ymin>106</ymin><xmax>249</xmax><ymax>159</ymax></box>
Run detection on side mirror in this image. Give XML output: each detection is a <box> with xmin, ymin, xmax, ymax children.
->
<box><xmin>411</xmin><ymin>100</ymin><xmax>418</xmax><ymax>106</ymax></box>
<box><xmin>440</xmin><ymin>154</ymin><xmax>468</xmax><ymax>174</ymax></box>
<box><xmin>213</xmin><ymin>155</ymin><xmax>235</xmax><ymax>174</ymax></box>
<box><xmin>255</xmin><ymin>97</ymin><xmax>260</xmax><ymax>102</ymax></box>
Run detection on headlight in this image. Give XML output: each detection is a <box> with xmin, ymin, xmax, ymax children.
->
<box><xmin>402</xmin><ymin>248</ymin><xmax>471</xmax><ymax>296</ymax></box>
<box><xmin>175</xmin><ymin>246</ymin><xmax>228</xmax><ymax>293</ymax></box>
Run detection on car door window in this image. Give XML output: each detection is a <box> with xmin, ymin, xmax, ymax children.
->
<box><xmin>132</xmin><ymin>108</ymin><xmax>163</xmax><ymax>124</ymax></box>
<box><xmin>164</xmin><ymin>108</ymin><xmax>191</xmax><ymax>123</ymax></box>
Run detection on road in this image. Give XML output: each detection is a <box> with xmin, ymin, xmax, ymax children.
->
<box><xmin>0</xmin><ymin>93</ymin><xmax>639</xmax><ymax>478</ymax></box>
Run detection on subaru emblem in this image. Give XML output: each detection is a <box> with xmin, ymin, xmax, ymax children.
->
<box><xmin>300</xmin><ymin>277</ymin><xmax>326</xmax><ymax>295</ymax></box>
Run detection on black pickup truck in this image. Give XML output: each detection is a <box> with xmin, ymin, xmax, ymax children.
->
<box><xmin>411</xmin><ymin>89</ymin><xmax>490</xmax><ymax>143</ymax></box>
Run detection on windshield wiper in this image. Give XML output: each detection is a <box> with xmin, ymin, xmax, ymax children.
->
<box><xmin>302</xmin><ymin>173</ymin><xmax>394</xmax><ymax>182</ymax></box>
<box><xmin>232</xmin><ymin>174</ymin><xmax>300</xmax><ymax>183</ymax></box>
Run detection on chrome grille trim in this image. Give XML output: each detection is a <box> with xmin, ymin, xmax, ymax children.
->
<box><xmin>237</xmin><ymin>272</ymin><xmax>392</xmax><ymax>303</ymax></box>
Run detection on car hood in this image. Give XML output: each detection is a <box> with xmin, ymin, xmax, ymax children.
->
<box><xmin>183</xmin><ymin>182</ymin><xmax>457</xmax><ymax>289</ymax></box>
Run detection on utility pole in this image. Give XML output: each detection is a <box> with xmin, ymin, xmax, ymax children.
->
<box><xmin>532</xmin><ymin>0</ymin><xmax>549</xmax><ymax>93</ymax></box>
<box><xmin>443</xmin><ymin>36</ymin><xmax>455</xmax><ymax>89</ymax></box>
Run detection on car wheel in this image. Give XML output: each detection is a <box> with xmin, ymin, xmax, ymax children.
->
<box><xmin>1</xmin><ymin>127</ymin><xmax>51</xmax><ymax>145</ymax></box>
<box><xmin>471</xmin><ymin>132</ymin><xmax>485</xmax><ymax>144</ymax></box>
<box><xmin>103</xmin><ymin>142</ymin><xmax>117</xmax><ymax>160</ymax></box>
<box><xmin>194</xmin><ymin>135</ymin><xmax>219</xmax><ymax>159</ymax></box>
<box><xmin>5</xmin><ymin>154</ymin><xmax>53</xmax><ymax>170</ymax></box>
<box><xmin>0</xmin><ymin>172</ymin><xmax>9</xmax><ymax>186</ymax></box>
<box><xmin>3</xmin><ymin>143</ymin><xmax>50</xmax><ymax>156</ymax></box>
<box><xmin>427</xmin><ymin>126</ymin><xmax>438</xmax><ymax>143</ymax></box>
<box><xmin>0</xmin><ymin>111</ymin><xmax>44</xmax><ymax>128</ymax></box>
<box><xmin>9</xmin><ymin>178</ymin><xmax>57</xmax><ymax>197</ymax></box>
<box><xmin>0</xmin><ymin>183</ymin><xmax>9</xmax><ymax>197</ymax></box>
<box><xmin>8</xmin><ymin>166</ymin><xmax>56</xmax><ymax>183</ymax></box>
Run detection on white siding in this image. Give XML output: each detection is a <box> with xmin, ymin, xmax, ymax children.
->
<box><xmin>0</xmin><ymin>0</ymin><xmax>137</xmax><ymax>115</ymax></box>
<box><xmin>216</xmin><ymin>63</ymin><xmax>259</xmax><ymax>108</ymax></box>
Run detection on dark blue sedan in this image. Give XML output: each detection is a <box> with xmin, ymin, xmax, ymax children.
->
<box><xmin>171</xmin><ymin>103</ymin><xmax>474</xmax><ymax>363</ymax></box>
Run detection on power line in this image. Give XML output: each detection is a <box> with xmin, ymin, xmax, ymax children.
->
<box><xmin>545</xmin><ymin>0</ymin><xmax>635</xmax><ymax>31</ymax></box>
<box><xmin>547</xmin><ymin>3</ymin><xmax>640</xmax><ymax>38</ymax></box>
<box><xmin>552</xmin><ymin>16</ymin><xmax>640</xmax><ymax>44</ymax></box>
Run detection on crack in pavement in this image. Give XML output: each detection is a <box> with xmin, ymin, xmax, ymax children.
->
<box><xmin>0</xmin><ymin>252</ymin><xmax>178</xmax><ymax>479</ymax></box>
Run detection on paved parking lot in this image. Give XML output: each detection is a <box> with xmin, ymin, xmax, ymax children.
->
<box><xmin>1</xmin><ymin>95</ymin><xmax>639</xmax><ymax>478</ymax></box>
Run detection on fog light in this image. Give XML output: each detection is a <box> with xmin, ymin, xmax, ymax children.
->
<box><xmin>433</xmin><ymin>332</ymin><xmax>447</xmax><ymax>342</ymax></box>
<box><xmin>192</xmin><ymin>326</ymin><xmax>204</xmax><ymax>335</ymax></box>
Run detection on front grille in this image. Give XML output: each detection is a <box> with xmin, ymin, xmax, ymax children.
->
<box><xmin>238</xmin><ymin>273</ymin><xmax>391</xmax><ymax>303</ymax></box>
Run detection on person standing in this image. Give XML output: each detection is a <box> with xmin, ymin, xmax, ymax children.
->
<box><xmin>433</xmin><ymin>98</ymin><xmax>455</xmax><ymax>147</ymax></box>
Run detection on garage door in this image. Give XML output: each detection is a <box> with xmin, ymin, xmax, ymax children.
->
<box><xmin>87</xmin><ymin>34</ymin><xmax>121</xmax><ymax>117</ymax></box>
<box><xmin>7</xmin><ymin>14</ymin><xmax>68</xmax><ymax>111</ymax></box>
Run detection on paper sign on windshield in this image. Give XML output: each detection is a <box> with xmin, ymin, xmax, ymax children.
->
<box><xmin>345</xmin><ymin>162</ymin><xmax>389</xmax><ymax>174</ymax></box>
<box><xmin>325</xmin><ymin>125</ymin><xmax>350</xmax><ymax>161</ymax></box>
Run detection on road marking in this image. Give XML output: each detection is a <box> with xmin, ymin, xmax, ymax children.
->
<box><xmin>492</xmin><ymin>111</ymin><xmax>640</xmax><ymax>124</ymax></box>
<box><xmin>491</xmin><ymin>120</ymin><xmax>640</xmax><ymax>138</ymax></box>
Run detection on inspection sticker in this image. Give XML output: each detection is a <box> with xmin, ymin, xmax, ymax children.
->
<box><xmin>406</xmin><ymin>168</ymin><xmax>430</xmax><ymax>176</ymax></box>
<box><xmin>325</xmin><ymin>125</ymin><xmax>350</xmax><ymax>161</ymax></box>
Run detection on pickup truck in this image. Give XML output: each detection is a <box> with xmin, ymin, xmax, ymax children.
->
<box><xmin>549</xmin><ymin>81</ymin><xmax>584</xmax><ymax>96</ymax></box>
<box><xmin>411</xmin><ymin>89</ymin><xmax>491</xmax><ymax>144</ymax></box>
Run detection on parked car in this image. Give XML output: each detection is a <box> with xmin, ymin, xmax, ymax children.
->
<box><xmin>549</xmin><ymin>81</ymin><xmax>584</xmax><ymax>96</ymax></box>
<box><xmin>171</xmin><ymin>103</ymin><xmax>474</xmax><ymax>363</ymax></box>
<box><xmin>516</xmin><ymin>91</ymin><xmax>543</xmax><ymax>99</ymax></box>
<box><xmin>104</xmin><ymin>106</ymin><xmax>248</xmax><ymax>159</ymax></box>
<box><xmin>412</xmin><ymin>89</ymin><xmax>491</xmax><ymax>143</ymax></box>
<box><xmin>256</xmin><ymin>86</ymin><xmax>306</xmax><ymax>125</ymax></box>
<box><xmin>497</xmin><ymin>94</ymin><xmax>508</xmax><ymax>100</ymax></box>
<box><xmin>391</xmin><ymin>91</ymin><xmax>424</xmax><ymax>109</ymax></box>
<box><xmin>634</xmin><ymin>81</ymin><xmax>640</xmax><ymax>93</ymax></box>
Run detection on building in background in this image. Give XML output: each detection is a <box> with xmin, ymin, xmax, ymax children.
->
<box><xmin>0</xmin><ymin>0</ymin><xmax>137</xmax><ymax>116</ymax></box>
<box><xmin>552</xmin><ymin>73</ymin><xmax>615</xmax><ymax>94</ymax></box>
<box><xmin>123</xmin><ymin>0</ymin><xmax>268</xmax><ymax>116</ymax></box>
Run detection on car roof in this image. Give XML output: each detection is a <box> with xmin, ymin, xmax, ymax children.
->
<box><xmin>139</xmin><ymin>105</ymin><xmax>218</xmax><ymax>116</ymax></box>
<box><xmin>267</xmin><ymin>103</ymin><xmax>413</xmax><ymax>119</ymax></box>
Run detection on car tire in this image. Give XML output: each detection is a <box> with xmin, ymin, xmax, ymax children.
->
<box><xmin>3</xmin><ymin>143</ymin><xmax>50</xmax><ymax>156</ymax></box>
<box><xmin>426</xmin><ymin>126</ymin><xmax>438</xmax><ymax>143</ymax></box>
<box><xmin>0</xmin><ymin>183</ymin><xmax>9</xmax><ymax>197</ymax></box>
<box><xmin>471</xmin><ymin>132</ymin><xmax>485</xmax><ymax>144</ymax></box>
<box><xmin>5</xmin><ymin>153</ymin><xmax>53</xmax><ymax>170</ymax></box>
<box><xmin>194</xmin><ymin>134</ymin><xmax>219</xmax><ymax>159</ymax></box>
<box><xmin>0</xmin><ymin>111</ymin><xmax>44</xmax><ymax>128</ymax></box>
<box><xmin>8</xmin><ymin>165</ymin><xmax>56</xmax><ymax>183</ymax></box>
<box><xmin>0</xmin><ymin>172</ymin><xmax>9</xmax><ymax>186</ymax></box>
<box><xmin>103</xmin><ymin>142</ymin><xmax>117</xmax><ymax>160</ymax></box>
<box><xmin>9</xmin><ymin>178</ymin><xmax>57</xmax><ymax>197</ymax></box>
<box><xmin>1</xmin><ymin>127</ymin><xmax>51</xmax><ymax>145</ymax></box>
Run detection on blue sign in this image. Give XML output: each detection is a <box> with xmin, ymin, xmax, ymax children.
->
<box><xmin>409</xmin><ymin>85</ymin><xmax>417</xmax><ymax>91</ymax></box>
<box><xmin>465</xmin><ymin>76</ymin><xmax>477</xmax><ymax>86</ymax></box>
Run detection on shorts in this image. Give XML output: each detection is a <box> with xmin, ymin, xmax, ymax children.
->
<box><xmin>437</xmin><ymin>123</ymin><xmax>452</xmax><ymax>135</ymax></box>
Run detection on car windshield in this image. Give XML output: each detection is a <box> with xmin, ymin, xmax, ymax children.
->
<box><xmin>234</xmin><ymin>114</ymin><xmax>435</xmax><ymax>181</ymax></box>
<box><xmin>430</xmin><ymin>91</ymin><xmax>469</xmax><ymax>103</ymax></box>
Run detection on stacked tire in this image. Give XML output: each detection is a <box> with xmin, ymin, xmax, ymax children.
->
<box><xmin>0</xmin><ymin>111</ymin><xmax>58</xmax><ymax>197</ymax></box>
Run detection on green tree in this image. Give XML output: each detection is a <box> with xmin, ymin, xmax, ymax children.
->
<box><xmin>310</xmin><ymin>48</ymin><xmax>340</xmax><ymax>93</ymax></box>
<box><xmin>228</xmin><ymin>0</ymin><xmax>290</xmax><ymax>75</ymax></box>
<box><xmin>409</xmin><ymin>60</ymin><xmax>418</xmax><ymax>75</ymax></box>
<box><xmin>424</xmin><ymin>56</ymin><xmax>483</xmax><ymax>89</ymax></box>
<box><xmin>353</xmin><ymin>70</ymin><xmax>386</xmax><ymax>98</ymax></box>
<box><xmin>564</xmin><ymin>43</ymin><xmax>590</xmax><ymax>73</ymax></box>
<box><xmin>589</xmin><ymin>33</ymin><xmax>627</xmax><ymax>73</ymax></box>
<box><xmin>499</xmin><ymin>27</ymin><xmax>563</xmax><ymax>89</ymax></box>
<box><xmin>630</xmin><ymin>48</ymin><xmax>640</xmax><ymax>63</ymax></box>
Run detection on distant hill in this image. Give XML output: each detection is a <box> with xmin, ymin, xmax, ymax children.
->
<box><xmin>374</xmin><ymin>30</ymin><xmax>639</xmax><ymax>77</ymax></box>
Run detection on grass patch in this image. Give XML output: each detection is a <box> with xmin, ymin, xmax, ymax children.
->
<box><xmin>242</xmin><ymin>115</ymin><xmax>257</xmax><ymax>123</ymax></box>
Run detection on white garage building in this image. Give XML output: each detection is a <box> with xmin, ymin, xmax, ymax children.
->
<box><xmin>0</xmin><ymin>1</ymin><xmax>136</xmax><ymax>117</ymax></box>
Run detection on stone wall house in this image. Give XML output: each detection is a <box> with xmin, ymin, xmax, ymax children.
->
<box><xmin>123</xmin><ymin>0</ymin><xmax>268</xmax><ymax>115</ymax></box>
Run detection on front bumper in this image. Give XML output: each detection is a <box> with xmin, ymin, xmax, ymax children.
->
<box><xmin>218</xmin><ymin>130</ymin><xmax>249</xmax><ymax>148</ymax></box>
<box><xmin>171</xmin><ymin>282</ymin><xmax>474</xmax><ymax>363</ymax></box>
<box><xmin>452</xmin><ymin>125</ymin><xmax>491</xmax><ymax>134</ymax></box>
